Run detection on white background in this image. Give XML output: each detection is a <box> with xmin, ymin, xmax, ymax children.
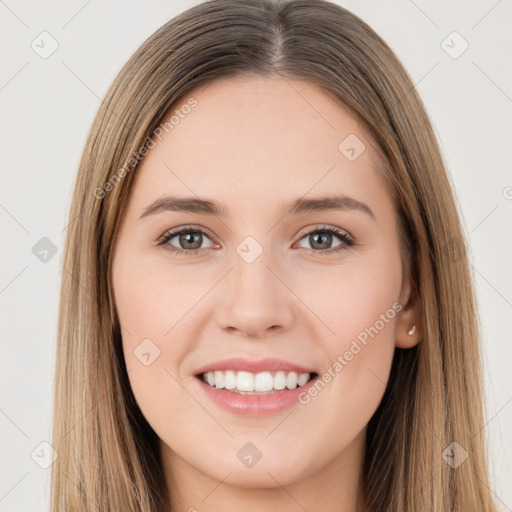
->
<box><xmin>1</xmin><ymin>1</ymin><xmax>511</xmax><ymax>510</ymax></box>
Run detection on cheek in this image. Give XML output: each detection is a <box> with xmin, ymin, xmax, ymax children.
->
<box><xmin>297</xmin><ymin>244</ymin><xmax>402</xmax><ymax>417</ymax></box>
<box><xmin>112</xmin><ymin>250</ymin><xmax>208</xmax><ymax>347</ymax></box>
<box><xmin>323</xmin><ymin>270</ymin><xmax>400</xmax><ymax>361</ymax></box>
<box><xmin>304</xmin><ymin>254</ymin><xmax>401</xmax><ymax>353</ymax></box>
<box><xmin>112</xmin><ymin>251</ymin><xmax>210</xmax><ymax>434</ymax></box>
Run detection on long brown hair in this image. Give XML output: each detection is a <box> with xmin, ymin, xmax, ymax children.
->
<box><xmin>51</xmin><ymin>1</ymin><xmax>498</xmax><ymax>510</ymax></box>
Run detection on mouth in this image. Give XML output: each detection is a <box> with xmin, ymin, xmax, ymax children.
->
<box><xmin>196</xmin><ymin>370</ymin><xmax>319</xmax><ymax>395</ymax></box>
<box><xmin>194</xmin><ymin>367</ymin><xmax>320</xmax><ymax>416</ymax></box>
<box><xmin>192</xmin><ymin>357</ymin><xmax>320</xmax><ymax>415</ymax></box>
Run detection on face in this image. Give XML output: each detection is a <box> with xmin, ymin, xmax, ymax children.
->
<box><xmin>111</xmin><ymin>74</ymin><xmax>420</xmax><ymax>491</ymax></box>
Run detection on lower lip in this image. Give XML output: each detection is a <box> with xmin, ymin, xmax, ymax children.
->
<box><xmin>195</xmin><ymin>375</ymin><xmax>319</xmax><ymax>416</ymax></box>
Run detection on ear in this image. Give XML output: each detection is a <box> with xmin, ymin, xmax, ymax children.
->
<box><xmin>395</xmin><ymin>274</ymin><xmax>422</xmax><ymax>349</ymax></box>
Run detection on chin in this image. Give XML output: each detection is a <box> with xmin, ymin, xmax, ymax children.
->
<box><xmin>212</xmin><ymin>462</ymin><xmax>308</xmax><ymax>489</ymax></box>
<box><xmin>198</xmin><ymin>447</ymin><xmax>314</xmax><ymax>489</ymax></box>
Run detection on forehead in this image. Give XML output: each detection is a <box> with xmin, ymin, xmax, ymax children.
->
<box><xmin>128</xmin><ymin>74</ymin><xmax>389</xmax><ymax>216</ymax></box>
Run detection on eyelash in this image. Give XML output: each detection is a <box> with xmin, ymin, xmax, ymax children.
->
<box><xmin>156</xmin><ymin>224</ymin><xmax>355</xmax><ymax>256</ymax></box>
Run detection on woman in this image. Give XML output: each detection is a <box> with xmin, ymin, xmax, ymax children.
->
<box><xmin>51</xmin><ymin>0</ymin><xmax>498</xmax><ymax>510</ymax></box>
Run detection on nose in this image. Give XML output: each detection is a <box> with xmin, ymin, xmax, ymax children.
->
<box><xmin>216</xmin><ymin>249</ymin><xmax>295</xmax><ymax>339</ymax></box>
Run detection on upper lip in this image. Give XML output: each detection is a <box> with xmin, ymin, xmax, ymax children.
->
<box><xmin>194</xmin><ymin>357</ymin><xmax>316</xmax><ymax>376</ymax></box>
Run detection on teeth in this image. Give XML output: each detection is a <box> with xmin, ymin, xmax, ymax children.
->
<box><xmin>201</xmin><ymin>370</ymin><xmax>313</xmax><ymax>394</ymax></box>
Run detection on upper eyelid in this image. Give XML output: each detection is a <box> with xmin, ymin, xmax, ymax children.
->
<box><xmin>161</xmin><ymin>224</ymin><xmax>216</xmax><ymax>242</ymax></box>
<box><xmin>296</xmin><ymin>224</ymin><xmax>350</xmax><ymax>239</ymax></box>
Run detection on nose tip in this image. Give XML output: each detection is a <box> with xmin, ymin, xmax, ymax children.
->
<box><xmin>216</xmin><ymin>256</ymin><xmax>294</xmax><ymax>338</ymax></box>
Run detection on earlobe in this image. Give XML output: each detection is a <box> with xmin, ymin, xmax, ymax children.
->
<box><xmin>395</xmin><ymin>276</ymin><xmax>422</xmax><ymax>349</ymax></box>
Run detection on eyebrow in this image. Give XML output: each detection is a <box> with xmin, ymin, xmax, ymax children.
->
<box><xmin>139</xmin><ymin>194</ymin><xmax>375</xmax><ymax>220</ymax></box>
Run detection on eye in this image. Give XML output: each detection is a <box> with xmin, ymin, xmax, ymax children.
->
<box><xmin>157</xmin><ymin>225</ymin><xmax>216</xmax><ymax>255</ymax></box>
<box><xmin>157</xmin><ymin>224</ymin><xmax>354</xmax><ymax>256</ymax></box>
<box><xmin>295</xmin><ymin>225</ymin><xmax>354</xmax><ymax>255</ymax></box>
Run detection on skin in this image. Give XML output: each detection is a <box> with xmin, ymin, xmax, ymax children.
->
<box><xmin>111</xmin><ymin>74</ymin><xmax>422</xmax><ymax>512</ymax></box>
